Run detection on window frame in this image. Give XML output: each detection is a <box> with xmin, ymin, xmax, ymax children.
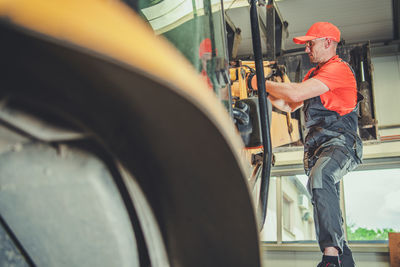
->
<box><xmin>263</xmin><ymin>156</ymin><xmax>400</xmax><ymax>252</ymax></box>
<box><xmin>282</xmin><ymin>193</ymin><xmax>294</xmax><ymax>235</ymax></box>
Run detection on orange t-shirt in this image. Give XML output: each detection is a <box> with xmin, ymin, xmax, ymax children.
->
<box><xmin>303</xmin><ymin>55</ymin><xmax>357</xmax><ymax>116</ymax></box>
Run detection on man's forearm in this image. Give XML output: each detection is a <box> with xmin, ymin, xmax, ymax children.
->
<box><xmin>251</xmin><ymin>75</ymin><xmax>329</xmax><ymax>103</ymax></box>
<box><xmin>265</xmin><ymin>78</ymin><xmax>330</xmax><ymax>102</ymax></box>
<box><xmin>265</xmin><ymin>81</ymin><xmax>302</xmax><ymax>102</ymax></box>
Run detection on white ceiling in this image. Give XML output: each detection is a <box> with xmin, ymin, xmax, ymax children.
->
<box><xmin>224</xmin><ymin>0</ymin><xmax>394</xmax><ymax>57</ymax></box>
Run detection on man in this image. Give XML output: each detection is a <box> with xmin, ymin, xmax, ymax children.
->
<box><xmin>255</xmin><ymin>22</ymin><xmax>363</xmax><ymax>266</ymax></box>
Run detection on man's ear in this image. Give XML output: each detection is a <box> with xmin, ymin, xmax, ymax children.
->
<box><xmin>325</xmin><ymin>38</ymin><xmax>332</xmax><ymax>48</ymax></box>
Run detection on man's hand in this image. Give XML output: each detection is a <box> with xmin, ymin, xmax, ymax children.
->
<box><xmin>268</xmin><ymin>95</ymin><xmax>303</xmax><ymax>113</ymax></box>
<box><xmin>268</xmin><ymin>95</ymin><xmax>292</xmax><ymax>112</ymax></box>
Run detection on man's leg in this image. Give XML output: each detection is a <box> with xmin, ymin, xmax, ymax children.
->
<box><xmin>308</xmin><ymin>148</ymin><xmax>353</xmax><ymax>266</ymax></box>
<box><xmin>309</xmin><ymin>156</ymin><xmax>345</xmax><ymax>253</ymax></box>
<box><xmin>312</xmin><ymin>175</ymin><xmax>344</xmax><ymax>254</ymax></box>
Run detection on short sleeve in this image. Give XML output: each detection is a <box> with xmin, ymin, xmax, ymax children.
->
<box><xmin>313</xmin><ymin>61</ymin><xmax>356</xmax><ymax>92</ymax></box>
<box><xmin>302</xmin><ymin>68</ymin><xmax>316</xmax><ymax>82</ymax></box>
<box><xmin>312</xmin><ymin>61</ymin><xmax>357</xmax><ymax>115</ymax></box>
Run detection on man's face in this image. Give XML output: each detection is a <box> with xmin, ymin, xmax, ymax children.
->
<box><xmin>305</xmin><ymin>38</ymin><xmax>327</xmax><ymax>63</ymax></box>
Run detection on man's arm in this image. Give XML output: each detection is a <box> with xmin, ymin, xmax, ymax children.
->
<box><xmin>265</xmin><ymin>78</ymin><xmax>329</xmax><ymax>103</ymax></box>
<box><xmin>251</xmin><ymin>76</ymin><xmax>329</xmax><ymax>103</ymax></box>
<box><xmin>268</xmin><ymin>95</ymin><xmax>303</xmax><ymax>113</ymax></box>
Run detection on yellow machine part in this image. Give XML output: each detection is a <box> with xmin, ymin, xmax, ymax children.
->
<box><xmin>230</xmin><ymin>60</ymin><xmax>301</xmax><ymax>148</ymax></box>
<box><xmin>230</xmin><ymin>61</ymin><xmax>273</xmax><ymax>99</ymax></box>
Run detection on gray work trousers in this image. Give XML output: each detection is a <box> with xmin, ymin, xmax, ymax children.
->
<box><xmin>306</xmin><ymin>145</ymin><xmax>357</xmax><ymax>254</ymax></box>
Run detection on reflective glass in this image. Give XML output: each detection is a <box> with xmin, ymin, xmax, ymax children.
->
<box><xmin>260</xmin><ymin>176</ymin><xmax>277</xmax><ymax>242</ymax></box>
<box><xmin>281</xmin><ymin>175</ymin><xmax>315</xmax><ymax>242</ymax></box>
<box><xmin>344</xmin><ymin>168</ymin><xmax>400</xmax><ymax>241</ymax></box>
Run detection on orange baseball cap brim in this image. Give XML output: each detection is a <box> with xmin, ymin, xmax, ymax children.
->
<box><xmin>293</xmin><ymin>35</ymin><xmax>319</xmax><ymax>44</ymax></box>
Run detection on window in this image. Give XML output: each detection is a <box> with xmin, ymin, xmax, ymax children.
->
<box><xmin>282</xmin><ymin>176</ymin><xmax>315</xmax><ymax>241</ymax></box>
<box><xmin>260</xmin><ymin>177</ymin><xmax>277</xmax><ymax>242</ymax></box>
<box><xmin>343</xmin><ymin>168</ymin><xmax>400</xmax><ymax>241</ymax></box>
<box><xmin>260</xmin><ymin>175</ymin><xmax>316</xmax><ymax>242</ymax></box>
<box><xmin>283</xmin><ymin>194</ymin><xmax>293</xmax><ymax>233</ymax></box>
<box><xmin>261</xmin><ymin>165</ymin><xmax>400</xmax><ymax>246</ymax></box>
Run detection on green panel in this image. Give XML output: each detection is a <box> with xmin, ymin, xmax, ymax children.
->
<box><xmin>139</xmin><ymin>0</ymin><xmax>232</xmax><ymax>112</ymax></box>
<box><xmin>162</xmin><ymin>16</ymin><xmax>205</xmax><ymax>72</ymax></box>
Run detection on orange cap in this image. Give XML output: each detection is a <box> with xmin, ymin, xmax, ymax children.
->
<box><xmin>293</xmin><ymin>22</ymin><xmax>340</xmax><ymax>44</ymax></box>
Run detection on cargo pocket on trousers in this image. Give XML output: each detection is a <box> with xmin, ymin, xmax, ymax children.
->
<box><xmin>330</xmin><ymin>148</ymin><xmax>350</xmax><ymax>169</ymax></box>
<box><xmin>330</xmin><ymin>148</ymin><xmax>352</xmax><ymax>182</ymax></box>
<box><xmin>309</xmin><ymin>148</ymin><xmax>351</xmax><ymax>191</ymax></box>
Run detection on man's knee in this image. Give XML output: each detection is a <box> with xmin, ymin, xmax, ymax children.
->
<box><xmin>308</xmin><ymin>158</ymin><xmax>340</xmax><ymax>195</ymax></box>
<box><xmin>308</xmin><ymin>147</ymin><xmax>352</xmax><ymax>193</ymax></box>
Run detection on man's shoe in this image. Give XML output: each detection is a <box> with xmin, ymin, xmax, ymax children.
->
<box><xmin>317</xmin><ymin>261</ymin><xmax>341</xmax><ymax>267</ymax></box>
<box><xmin>318</xmin><ymin>254</ymin><xmax>341</xmax><ymax>266</ymax></box>
<box><xmin>340</xmin><ymin>243</ymin><xmax>355</xmax><ymax>267</ymax></box>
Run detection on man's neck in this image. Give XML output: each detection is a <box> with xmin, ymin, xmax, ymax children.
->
<box><xmin>317</xmin><ymin>54</ymin><xmax>337</xmax><ymax>68</ymax></box>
